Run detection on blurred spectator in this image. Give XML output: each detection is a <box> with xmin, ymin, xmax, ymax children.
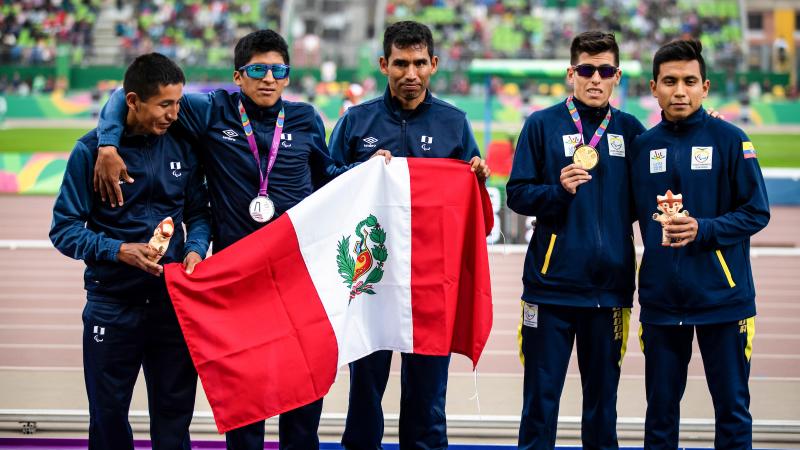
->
<box><xmin>117</xmin><ymin>0</ymin><xmax>277</xmax><ymax>67</ymax></box>
<box><xmin>0</xmin><ymin>0</ymin><xmax>100</xmax><ymax>65</ymax></box>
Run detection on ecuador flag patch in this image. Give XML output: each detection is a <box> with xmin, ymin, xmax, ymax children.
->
<box><xmin>743</xmin><ymin>141</ymin><xmax>757</xmax><ymax>159</ymax></box>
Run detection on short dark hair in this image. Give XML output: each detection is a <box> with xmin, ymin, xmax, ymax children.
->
<box><xmin>652</xmin><ymin>39</ymin><xmax>706</xmax><ymax>82</ymax></box>
<box><xmin>570</xmin><ymin>31</ymin><xmax>619</xmax><ymax>66</ymax></box>
<box><xmin>383</xmin><ymin>21</ymin><xmax>434</xmax><ymax>59</ymax></box>
<box><xmin>234</xmin><ymin>29</ymin><xmax>290</xmax><ymax>70</ymax></box>
<box><xmin>123</xmin><ymin>53</ymin><xmax>185</xmax><ymax>101</ymax></box>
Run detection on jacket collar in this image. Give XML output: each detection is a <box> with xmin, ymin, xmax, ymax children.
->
<box><xmin>658</xmin><ymin>106</ymin><xmax>706</xmax><ymax>132</ymax></box>
<box><xmin>238</xmin><ymin>91</ymin><xmax>284</xmax><ymax>123</ymax></box>
<box><xmin>570</xmin><ymin>97</ymin><xmax>610</xmax><ymax>122</ymax></box>
<box><xmin>382</xmin><ymin>86</ymin><xmax>433</xmax><ymax>120</ymax></box>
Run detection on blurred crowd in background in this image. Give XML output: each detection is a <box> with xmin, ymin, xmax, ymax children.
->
<box><xmin>0</xmin><ymin>0</ymin><xmax>796</xmax><ymax>102</ymax></box>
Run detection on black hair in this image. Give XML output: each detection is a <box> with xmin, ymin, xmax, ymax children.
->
<box><xmin>123</xmin><ymin>53</ymin><xmax>185</xmax><ymax>101</ymax></box>
<box><xmin>570</xmin><ymin>31</ymin><xmax>619</xmax><ymax>66</ymax></box>
<box><xmin>652</xmin><ymin>39</ymin><xmax>707</xmax><ymax>81</ymax></box>
<box><xmin>234</xmin><ymin>29</ymin><xmax>290</xmax><ymax>70</ymax></box>
<box><xmin>383</xmin><ymin>21</ymin><xmax>434</xmax><ymax>59</ymax></box>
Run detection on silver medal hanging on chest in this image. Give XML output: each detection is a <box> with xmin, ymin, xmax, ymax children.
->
<box><xmin>249</xmin><ymin>195</ymin><xmax>275</xmax><ymax>223</ymax></box>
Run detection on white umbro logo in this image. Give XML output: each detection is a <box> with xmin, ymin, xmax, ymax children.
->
<box><xmin>363</xmin><ymin>137</ymin><xmax>378</xmax><ymax>148</ymax></box>
<box><xmin>222</xmin><ymin>129</ymin><xmax>238</xmax><ymax>142</ymax></box>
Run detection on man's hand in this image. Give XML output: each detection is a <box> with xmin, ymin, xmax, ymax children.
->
<box><xmin>370</xmin><ymin>149</ymin><xmax>393</xmax><ymax>164</ymax></box>
<box><xmin>664</xmin><ymin>215</ymin><xmax>698</xmax><ymax>247</ymax></box>
<box><xmin>706</xmin><ymin>107</ymin><xmax>725</xmax><ymax>120</ymax></box>
<box><xmin>560</xmin><ymin>164</ymin><xmax>592</xmax><ymax>195</ymax></box>
<box><xmin>94</xmin><ymin>146</ymin><xmax>133</xmax><ymax>207</ymax></box>
<box><xmin>183</xmin><ymin>251</ymin><xmax>203</xmax><ymax>275</ymax></box>
<box><xmin>117</xmin><ymin>243</ymin><xmax>163</xmax><ymax>276</ymax></box>
<box><xmin>469</xmin><ymin>156</ymin><xmax>490</xmax><ymax>182</ymax></box>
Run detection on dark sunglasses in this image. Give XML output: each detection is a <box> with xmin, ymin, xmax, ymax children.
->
<box><xmin>573</xmin><ymin>64</ymin><xmax>618</xmax><ymax>79</ymax></box>
<box><xmin>238</xmin><ymin>63</ymin><xmax>291</xmax><ymax>80</ymax></box>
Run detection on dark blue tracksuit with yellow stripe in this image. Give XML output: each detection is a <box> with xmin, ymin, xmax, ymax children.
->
<box><xmin>98</xmin><ymin>88</ymin><xmax>349</xmax><ymax>450</ymax></box>
<box><xmin>329</xmin><ymin>88</ymin><xmax>481</xmax><ymax>450</ymax></box>
<box><xmin>506</xmin><ymin>98</ymin><xmax>645</xmax><ymax>450</ymax></box>
<box><xmin>50</xmin><ymin>129</ymin><xmax>211</xmax><ymax>450</ymax></box>
<box><xmin>630</xmin><ymin>107</ymin><xmax>770</xmax><ymax>449</ymax></box>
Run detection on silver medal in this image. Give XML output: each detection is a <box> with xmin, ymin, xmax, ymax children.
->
<box><xmin>249</xmin><ymin>196</ymin><xmax>275</xmax><ymax>223</ymax></box>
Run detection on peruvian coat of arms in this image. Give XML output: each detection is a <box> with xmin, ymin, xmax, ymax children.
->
<box><xmin>336</xmin><ymin>214</ymin><xmax>388</xmax><ymax>302</ymax></box>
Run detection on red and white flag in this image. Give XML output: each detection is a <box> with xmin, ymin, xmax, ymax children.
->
<box><xmin>164</xmin><ymin>157</ymin><xmax>494</xmax><ymax>433</ymax></box>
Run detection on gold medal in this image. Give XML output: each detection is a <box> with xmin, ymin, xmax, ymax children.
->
<box><xmin>572</xmin><ymin>144</ymin><xmax>599</xmax><ymax>170</ymax></box>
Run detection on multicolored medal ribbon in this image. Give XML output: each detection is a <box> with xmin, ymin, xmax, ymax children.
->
<box><xmin>566</xmin><ymin>96</ymin><xmax>611</xmax><ymax>170</ymax></box>
<box><xmin>238</xmin><ymin>99</ymin><xmax>284</xmax><ymax>222</ymax></box>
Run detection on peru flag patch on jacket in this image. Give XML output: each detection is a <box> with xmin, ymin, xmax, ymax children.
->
<box><xmin>164</xmin><ymin>157</ymin><xmax>494</xmax><ymax>433</ymax></box>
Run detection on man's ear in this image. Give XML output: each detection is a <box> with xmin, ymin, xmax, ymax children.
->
<box><xmin>125</xmin><ymin>92</ymin><xmax>139</xmax><ymax>112</ymax></box>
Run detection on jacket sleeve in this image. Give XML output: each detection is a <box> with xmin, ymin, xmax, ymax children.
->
<box><xmin>98</xmin><ymin>90</ymin><xmax>213</xmax><ymax>147</ymax></box>
<box><xmin>505</xmin><ymin>116</ymin><xmax>573</xmax><ymax>219</ymax></box>
<box><xmin>312</xmin><ymin>111</ymin><xmax>359</xmax><ymax>188</ymax></box>
<box><xmin>96</xmin><ymin>88</ymin><xmax>127</xmax><ymax>148</ymax></box>
<box><xmin>460</xmin><ymin>118</ymin><xmax>481</xmax><ymax>161</ymax></box>
<box><xmin>49</xmin><ymin>141</ymin><xmax>124</xmax><ymax>262</ymax></box>
<box><xmin>182</xmin><ymin>153</ymin><xmax>211</xmax><ymax>259</ymax></box>
<box><xmin>694</xmin><ymin>131</ymin><xmax>770</xmax><ymax>248</ymax></box>
<box><xmin>328</xmin><ymin>112</ymin><xmax>353</xmax><ymax>165</ymax></box>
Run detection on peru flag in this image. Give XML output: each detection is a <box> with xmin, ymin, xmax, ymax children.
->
<box><xmin>164</xmin><ymin>157</ymin><xmax>494</xmax><ymax>433</ymax></box>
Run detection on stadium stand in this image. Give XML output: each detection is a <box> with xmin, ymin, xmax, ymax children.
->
<box><xmin>0</xmin><ymin>0</ymin><xmax>100</xmax><ymax>65</ymax></box>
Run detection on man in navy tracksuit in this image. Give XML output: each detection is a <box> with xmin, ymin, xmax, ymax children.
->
<box><xmin>50</xmin><ymin>53</ymin><xmax>211</xmax><ymax>450</ymax></box>
<box><xmin>630</xmin><ymin>40</ymin><xmax>769</xmax><ymax>449</ymax></box>
<box><xmin>328</xmin><ymin>21</ymin><xmax>489</xmax><ymax>450</ymax></box>
<box><xmin>93</xmin><ymin>31</ymin><xmax>376</xmax><ymax>450</ymax></box>
<box><xmin>506</xmin><ymin>32</ymin><xmax>646</xmax><ymax>449</ymax></box>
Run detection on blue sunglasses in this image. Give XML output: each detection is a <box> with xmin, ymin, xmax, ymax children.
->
<box><xmin>238</xmin><ymin>63</ymin><xmax>291</xmax><ymax>80</ymax></box>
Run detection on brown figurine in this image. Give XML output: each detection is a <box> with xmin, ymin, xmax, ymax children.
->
<box><xmin>147</xmin><ymin>217</ymin><xmax>174</xmax><ymax>262</ymax></box>
<box><xmin>652</xmin><ymin>190</ymin><xmax>689</xmax><ymax>246</ymax></box>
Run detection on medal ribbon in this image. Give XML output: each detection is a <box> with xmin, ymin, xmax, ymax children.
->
<box><xmin>238</xmin><ymin>99</ymin><xmax>284</xmax><ymax>196</ymax></box>
<box><xmin>566</xmin><ymin>96</ymin><xmax>612</xmax><ymax>149</ymax></box>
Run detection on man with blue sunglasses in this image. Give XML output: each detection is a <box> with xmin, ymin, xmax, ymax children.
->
<box><xmin>92</xmin><ymin>29</ymin><xmax>387</xmax><ymax>450</ymax></box>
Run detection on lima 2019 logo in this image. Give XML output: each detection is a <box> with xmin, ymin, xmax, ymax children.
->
<box><xmin>337</xmin><ymin>215</ymin><xmax>388</xmax><ymax>303</ymax></box>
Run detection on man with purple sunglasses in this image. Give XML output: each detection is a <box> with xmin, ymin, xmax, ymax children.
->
<box><xmin>506</xmin><ymin>31</ymin><xmax>646</xmax><ymax>449</ymax></box>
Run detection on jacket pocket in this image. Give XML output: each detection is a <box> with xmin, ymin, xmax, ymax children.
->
<box><xmin>715</xmin><ymin>249</ymin><xmax>736</xmax><ymax>288</ymax></box>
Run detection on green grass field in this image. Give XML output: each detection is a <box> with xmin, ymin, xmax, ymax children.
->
<box><xmin>1</xmin><ymin>127</ymin><xmax>798</xmax><ymax>167</ymax></box>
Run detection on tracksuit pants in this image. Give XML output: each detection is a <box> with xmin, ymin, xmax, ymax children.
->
<box><xmin>342</xmin><ymin>350</ymin><xmax>451</xmax><ymax>450</ymax></box>
<box><xmin>224</xmin><ymin>398</ymin><xmax>324</xmax><ymax>450</ymax></box>
<box><xmin>82</xmin><ymin>298</ymin><xmax>196</xmax><ymax>450</ymax></box>
<box><xmin>640</xmin><ymin>319</ymin><xmax>754</xmax><ymax>450</ymax></box>
<box><xmin>518</xmin><ymin>303</ymin><xmax>630</xmax><ymax>450</ymax></box>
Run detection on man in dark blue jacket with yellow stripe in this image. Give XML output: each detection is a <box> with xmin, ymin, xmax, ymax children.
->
<box><xmin>506</xmin><ymin>32</ymin><xmax>646</xmax><ymax>449</ymax></box>
<box><xmin>329</xmin><ymin>20</ymin><xmax>489</xmax><ymax>450</ymax></box>
<box><xmin>50</xmin><ymin>53</ymin><xmax>211</xmax><ymax>450</ymax></box>
<box><xmin>630</xmin><ymin>39</ymin><xmax>769</xmax><ymax>450</ymax></box>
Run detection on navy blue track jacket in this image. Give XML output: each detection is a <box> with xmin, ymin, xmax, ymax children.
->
<box><xmin>328</xmin><ymin>88</ymin><xmax>480</xmax><ymax>164</ymax></box>
<box><xmin>630</xmin><ymin>107</ymin><xmax>770</xmax><ymax>325</ymax></box>
<box><xmin>507</xmin><ymin>98</ymin><xmax>646</xmax><ymax>308</ymax></box>
<box><xmin>98</xmin><ymin>89</ymin><xmax>348</xmax><ymax>252</ymax></box>
<box><xmin>50</xmin><ymin>129</ymin><xmax>211</xmax><ymax>301</ymax></box>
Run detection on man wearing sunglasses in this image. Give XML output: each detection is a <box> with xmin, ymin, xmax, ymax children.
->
<box><xmin>91</xmin><ymin>30</ymin><xmax>386</xmax><ymax>450</ymax></box>
<box><xmin>506</xmin><ymin>31</ymin><xmax>646</xmax><ymax>449</ymax></box>
<box><xmin>328</xmin><ymin>21</ymin><xmax>489</xmax><ymax>450</ymax></box>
